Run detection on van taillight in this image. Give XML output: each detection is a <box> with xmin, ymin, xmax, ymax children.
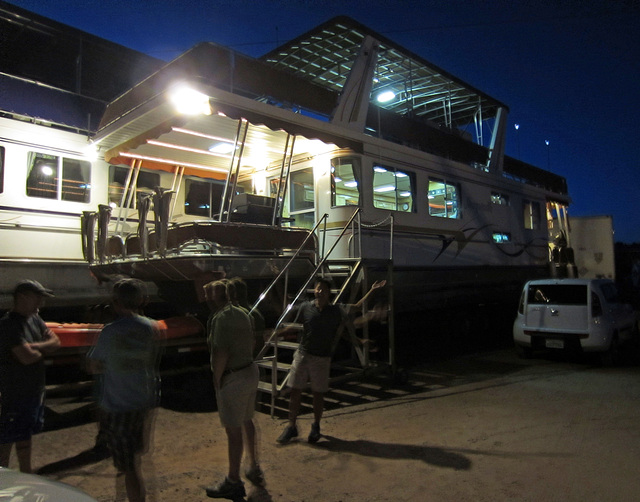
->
<box><xmin>591</xmin><ymin>292</ymin><xmax>603</xmax><ymax>317</ymax></box>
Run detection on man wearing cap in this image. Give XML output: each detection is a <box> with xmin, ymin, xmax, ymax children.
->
<box><xmin>0</xmin><ymin>280</ymin><xmax>60</xmax><ymax>472</ymax></box>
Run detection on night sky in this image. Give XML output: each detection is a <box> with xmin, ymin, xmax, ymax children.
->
<box><xmin>7</xmin><ymin>0</ymin><xmax>640</xmax><ymax>243</ymax></box>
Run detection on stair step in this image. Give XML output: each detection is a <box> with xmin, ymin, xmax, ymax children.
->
<box><xmin>265</xmin><ymin>340</ymin><xmax>299</xmax><ymax>350</ymax></box>
<box><xmin>326</xmin><ymin>258</ymin><xmax>360</xmax><ymax>263</ymax></box>
<box><xmin>256</xmin><ymin>361</ymin><xmax>291</xmax><ymax>371</ymax></box>
<box><xmin>258</xmin><ymin>381</ymin><xmax>276</xmax><ymax>393</ymax></box>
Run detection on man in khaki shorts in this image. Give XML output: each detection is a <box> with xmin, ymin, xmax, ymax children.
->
<box><xmin>277</xmin><ymin>277</ymin><xmax>385</xmax><ymax>444</ymax></box>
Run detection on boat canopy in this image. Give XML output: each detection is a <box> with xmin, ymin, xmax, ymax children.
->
<box><xmin>91</xmin><ymin>16</ymin><xmax>508</xmax><ymax>179</ymax></box>
<box><xmin>261</xmin><ymin>16</ymin><xmax>507</xmax><ymax>130</ymax></box>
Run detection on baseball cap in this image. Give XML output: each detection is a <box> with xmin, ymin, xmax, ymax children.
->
<box><xmin>14</xmin><ymin>280</ymin><xmax>55</xmax><ymax>297</ymax></box>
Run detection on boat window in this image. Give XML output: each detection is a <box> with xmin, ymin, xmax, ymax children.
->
<box><xmin>290</xmin><ymin>168</ymin><xmax>314</xmax><ymax>211</ymax></box>
<box><xmin>288</xmin><ymin>167</ymin><xmax>315</xmax><ymax>228</ymax></box>
<box><xmin>0</xmin><ymin>146</ymin><xmax>4</xmax><ymax>193</ymax></box>
<box><xmin>523</xmin><ymin>200</ymin><xmax>541</xmax><ymax>230</ymax></box>
<box><xmin>61</xmin><ymin>158</ymin><xmax>91</xmax><ymax>203</ymax></box>
<box><xmin>185</xmin><ymin>178</ymin><xmax>225</xmax><ymax>218</ymax></box>
<box><xmin>26</xmin><ymin>152</ymin><xmax>59</xmax><ymax>200</ymax></box>
<box><xmin>428</xmin><ymin>178</ymin><xmax>460</xmax><ymax>218</ymax></box>
<box><xmin>491</xmin><ymin>192</ymin><xmax>509</xmax><ymax>205</ymax></box>
<box><xmin>25</xmin><ymin>152</ymin><xmax>91</xmax><ymax>202</ymax></box>
<box><xmin>109</xmin><ymin>165</ymin><xmax>160</xmax><ymax>208</ymax></box>
<box><xmin>372</xmin><ymin>164</ymin><xmax>414</xmax><ymax>212</ymax></box>
<box><xmin>492</xmin><ymin>232</ymin><xmax>511</xmax><ymax>243</ymax></box>
<box><xmin>331</xmin><ymin>157</ymin><xmax>360</xmax><ymax>207</ymax></box>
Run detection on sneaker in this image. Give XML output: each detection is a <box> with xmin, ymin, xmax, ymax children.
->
<box><xmin>245</xmin><ymin>465</ymin><xmax>265</xmax><ymax>486</ymax></box>
<box><xmin>308</xmin><ymin>422</ymin><xmax>321</xmax><ymax>444</ymax></box>
<box><xmin>205</xmin><ymin>477</ymin><xmax>246</xmax><ymax>499</ymax></box>
<box><xmin>276</xmin><ymin>425</ymin><xmax>298</xmax><ymax>444</ymax></box>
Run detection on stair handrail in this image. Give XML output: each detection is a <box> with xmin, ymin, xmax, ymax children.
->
<box><xmin>256</xmin><ymin>208</ymin><xmax>361</xmax><ymax>360</ymax></box>
<box><xmin>249</xmin><ymin>213</ymin><xmax>328</xmax><ymax>316</ymax></box>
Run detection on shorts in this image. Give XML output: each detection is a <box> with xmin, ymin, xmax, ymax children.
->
<box><xmin>216</xmin><ymin>363</ymin><xmax>259</xmax><ymax>428</ymax></box>
<box><xmin>0</xmin><ymin>392</ymin><xmax>45</xmax><ymax>444</ymax></box>
<box><xmin>103</xmin><ymin>408</ymin><xmax>152</xmax><ymax>471</ymax></box>
<box><xmin>287</xmin><ymin>350</ymin><xmax>331</xmax><ymax>393</ymax></box>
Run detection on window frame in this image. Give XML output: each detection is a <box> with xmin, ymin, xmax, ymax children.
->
<box><xmin>372</xmin><ymin>164</ymin><xmax>415</xmax><ymax>213</ymax></box>
<box><xmin>26</xmin><ymin>152</ymin><xmax>91</xmax><ymax>203</ymax></box>
<box><xmin>331</xmin><ymin>156</ymin><xmax>361</xmax><ymax>208</ymax></box>
<box><xmin>523</xmin><ymin>199</ymin><xmax>541</xmax><ymax>230</ymax></box>
<box><xmin>428</xmin><ymin>177</ymin><xmax>461</xmax><ymax>219</ymax></box>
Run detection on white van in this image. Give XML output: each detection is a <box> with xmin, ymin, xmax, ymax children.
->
<box><xmin>513</xmin><ymin>278</ymin><xmax>638</xmax><ymax>363</ymax></box>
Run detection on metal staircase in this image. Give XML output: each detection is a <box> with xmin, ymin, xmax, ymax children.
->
<box><xmin>252</xmin><ymin>209</ymin><xmax>396</xmax><ymax>416</ymax></box>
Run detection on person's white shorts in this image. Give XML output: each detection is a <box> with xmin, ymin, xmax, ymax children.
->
<box><xmin>288</xmin><ymin>350</ymin><xmax>331</xmax><ymax>393</ymax></box>
<box><xmin>216</xmin><ymin>363</ymin><xmax>259</xmax><ymax>428</ymax></box>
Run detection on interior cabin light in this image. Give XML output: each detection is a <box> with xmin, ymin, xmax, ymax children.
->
<box><xmin>209</xmin><ymin>142</ymin><xmax>235</xmax><ymax>154</ymax></box>
<box><xmin>40</xmin><ymin>165</ymin><xmax>54</xmax><ymax>176</ymax></box>
<box><xmin>374</xmin><ymin>185</ymin><xmax>396</xmax><ymax>193</ymax></box>
<box><xmin>374</xmin><ymin>166</ymin><xmax>388</xmax><ymax>173</ymax></box>
<box><xmin>334</xmin><ymin>176</ymin><xmax>342</xmax><ymax>183</ymax></box>
<box><xmin>169</xmin><ymin>86</ymin><xmax>212</xmax><ymax>115</ymax></box>
<box><xmin>376</xmin><ymin>90</ymin><xmax>396</xmax><ymax>103</ymax></box>
<box><xmin>344</xmin><ymin>181</ymin><xmax>358</xmax><ymax>188</ymax></box>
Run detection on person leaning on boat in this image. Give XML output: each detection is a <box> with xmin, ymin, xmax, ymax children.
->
<box><xmin>276</xmin><ymin>277</ymin><xmax>386</xmax><ymax>445</ymax></box>
<box><xmin>203</xmin><ymin>279</ymin><xmax>263</xmax><ymax>500</ymax></box>
<box><xmin>0</xmin><ymin>280</ymin><xmax>60</xmax><ymax>473</ymax></box>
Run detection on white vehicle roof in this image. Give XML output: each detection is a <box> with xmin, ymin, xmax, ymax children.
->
<box><xmin>525</xmin><ymin>278</ymin><xmax>613</xmax><ymax>287</ymax></box>
<box><xmin>0</xmin><ymin>468</ymin><xmax>97</xmax><ymax>501</ymax></box>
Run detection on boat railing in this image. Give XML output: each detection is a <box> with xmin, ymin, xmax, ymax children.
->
<box><xmin>255</xmin><ymin>208</ymin><xmax>362</xmax><ymax>360</ymax></box>
<box><xmin>249</xmin><ymin>213</ymin><xmax>330</xmax><ymax>317</ymax></box>
<box><xmin>347</xmin><ymin>212</ymin><xmax>395</xmax><ymax>261</ymax></box>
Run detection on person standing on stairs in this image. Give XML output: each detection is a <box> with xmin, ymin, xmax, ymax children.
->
<box><xmin>277</xmin><ymin>277</ymin><xmax>386</xmax><ymax>444</ymax></box>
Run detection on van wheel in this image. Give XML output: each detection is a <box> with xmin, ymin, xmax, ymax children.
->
<box><xmin>600</xmin><ymin>335</ymin><xmax>621</xmax><ymax>366</ymax></box>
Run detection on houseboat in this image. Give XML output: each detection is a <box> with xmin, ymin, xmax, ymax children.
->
<box><xmin>83</xmin><ymin>17</ymin><xmax>572</xmax><ymax>317</ymax></box>
<box><xmin>1</xmin><ymin>11</ymin><xmax>573</xmax><ymax>358</ymax></box>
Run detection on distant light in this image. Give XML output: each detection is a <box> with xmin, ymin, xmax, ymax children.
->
<box><xmin>515</xmin><ymin>124</ymin><xmax>520</xmax><ymax>130</ymax></box>
<box><xmin>545</xmin><ymin>140</ymin><xmax>550</xmax><ymax>146</ymax></box>
<box><xmin>376</xmin><ymin>90</ymin><xmax>396</xmax><ymax>103</ymax></box>
<box><xmin>169</xmin><ymin>85</ymin><xmax>212</xmax><ymax>115</ymax></box>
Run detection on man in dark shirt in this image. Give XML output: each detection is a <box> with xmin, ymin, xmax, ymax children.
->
<box><xmin>277</xmin><ymin>277</ymin><xmax>385</xmax><ymax>444</ymax></box>
<box><xmin>0</xmin><ymin>280</ymin><xmax>60</xmax><ymax>472</ymax></box>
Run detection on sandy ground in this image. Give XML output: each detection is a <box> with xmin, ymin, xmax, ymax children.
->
<box><xmin>8</xmin><ymin>349</ymin><xmax>640</xmax><ymax>501</ymax></box>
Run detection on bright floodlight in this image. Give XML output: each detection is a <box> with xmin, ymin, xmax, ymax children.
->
<box><xmin>169</xmin><ymin>86</ymin><xmax>212</xmax><ymax>115</ymax></box>
<box><xmin>376</xmin><ymin>90</ymin><xmax>396</xmax><ymax>103</ymax></box>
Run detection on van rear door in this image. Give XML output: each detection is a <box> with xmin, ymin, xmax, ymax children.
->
<box><xmin>525</xmin><ymin>283</ymin><xmax>589</xmax><ymax>334</ymax></box>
